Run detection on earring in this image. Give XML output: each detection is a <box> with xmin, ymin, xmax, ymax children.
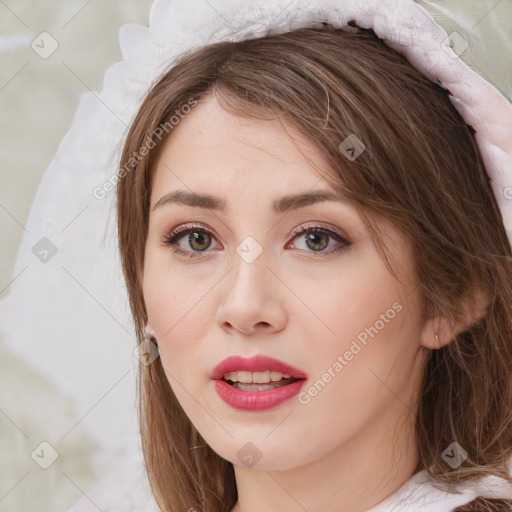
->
<box><xmin>145</xmin><ymin>324</ymin><xmax>158</xmax><ymax>348</ymax></box>
<box><xmin>435</xmin><ymin>332</ymin><xmax>439</xmax><ymax>344</ymax></box>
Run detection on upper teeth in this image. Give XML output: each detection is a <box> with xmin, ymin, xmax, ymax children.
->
<box><xmin>223</xmin><ymin>371</ymin><xmax>291</xmax><ymax>383</ymax></box>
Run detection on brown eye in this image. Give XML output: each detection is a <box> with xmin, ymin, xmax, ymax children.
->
<box><xmin>187</xmin><ymin>231</ymin><xmax>212</xmax><ymax>251</ymax></box>
<box><xmin>289</xmin><ymin>225</ymin><xmax>351</xmax><ymax>255</ymax></box>
<box><xmin>161</xmin><ymin>224</ymin><xmax>220</xmax><ymax>259</ymax></box>
<box><xmin>304</xmin><ymin>231</ymin><xmax>329</xmax><ymax>251</ymax></box>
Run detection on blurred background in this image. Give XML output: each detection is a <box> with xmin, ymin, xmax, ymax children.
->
<box><xmin>0</xmin><ymin>1</ymin><xmax>510</xmax><ymax>511</ymax></box>
<box><xmin>0</xmin><ymin>2</ymin><xmax>154</xmax><ymax>511</ymax></box>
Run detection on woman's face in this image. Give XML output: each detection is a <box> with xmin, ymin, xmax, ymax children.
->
<box><xmin>143</xmin><ymin>95</ymin><xmax>430</xmax><ymax>471</ymax></box>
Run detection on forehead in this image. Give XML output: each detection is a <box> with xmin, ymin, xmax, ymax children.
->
<box><xmin>150</xmin><ymin>95</ymin><xmax>334</xmax><ymax>195</ymax></box>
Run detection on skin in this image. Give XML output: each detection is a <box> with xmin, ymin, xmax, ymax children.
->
<box><xmin>142</xmin><ymin>95</ymin><xmax>450</xmax><ymax>512</ymax></box>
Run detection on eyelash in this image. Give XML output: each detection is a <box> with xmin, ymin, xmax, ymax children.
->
<box><xmin>160</xmin><ymin>222</ymin><xmax>351</xmax><ymax>260</ymax></box>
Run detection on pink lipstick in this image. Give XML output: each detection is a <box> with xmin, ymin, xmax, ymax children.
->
<box><xmin>210</xmin><ymin>354</ymin><xmax>307</xmax><ymax>411</ymax></box>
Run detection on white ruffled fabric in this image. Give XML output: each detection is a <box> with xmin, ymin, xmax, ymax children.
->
<box><xmin>368</xmin><ymin>464</ymin><xmax>512</xmax><ymax>511</ymax></box>
<box><xmin>0</xmin><ymin>1</ymin><xmax>510</xmax><ymax>511</ymax></box>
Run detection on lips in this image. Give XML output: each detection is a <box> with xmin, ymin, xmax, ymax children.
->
<box><xmin>210</xmin><ymin>354</ymin><xmax>307</xmax><ymax>381</ymax></box>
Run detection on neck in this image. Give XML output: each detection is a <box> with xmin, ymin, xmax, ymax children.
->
<box><xmin>230</xmin><ymin>400</ymin><xmax>420</xmax><ymax>512</ymax></box>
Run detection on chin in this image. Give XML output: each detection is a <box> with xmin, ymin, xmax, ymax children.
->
<box><xmin>207</xmin><ymin>435</ymin><xmax>306</xmax><ymax>472</ymax></box>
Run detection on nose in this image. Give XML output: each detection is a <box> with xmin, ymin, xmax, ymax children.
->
<box><xmin>215</xmin><ymin>251</ymin><xmax>287</xmax><ymax>336</ymax></box>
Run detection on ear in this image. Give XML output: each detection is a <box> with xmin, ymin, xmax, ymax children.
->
<box><xmin>420</xmin><ymin>286</ymin><xmax>490</xmax><ymax>350</ymax></box>
<box><xmin>145</xmin><ymin>321</ymin><xmax>156</xmax><ymax>337</ymax></box>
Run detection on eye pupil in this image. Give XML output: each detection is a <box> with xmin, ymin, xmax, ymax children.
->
<box><xmin>189</xmin><ymin>231</ymin><xmax>211</xmax><ymax>251</ymax></box>
<box><xmin>305</xmin><ymin>232</ymin><xmax>328</xmax><ymax>251</ymax></box>
<box><xmin>164</xmin><ymin>225</ymin><xmax>346</xmax><ymax>258</ymax></box>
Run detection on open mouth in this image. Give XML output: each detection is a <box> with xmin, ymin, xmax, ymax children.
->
<box><xmin>223</xmin><ymin>376</ymin><xmax>300</xmax><ymax>391</ymax></box>
<box><xmin>213</xmin><ymin>362</ymin><xmax>307</xmax><ymax>410</ymax></box>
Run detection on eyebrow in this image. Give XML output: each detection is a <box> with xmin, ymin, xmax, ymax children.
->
<box><xmin>152</xmin><ymin>189</ymin><xmax>349</xmax><ymax>215</ymax></box>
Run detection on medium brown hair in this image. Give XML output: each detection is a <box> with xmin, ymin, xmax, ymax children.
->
<box><xmin>116</xmin><ymin>26</ymin><xmax>512</xmax><ymax>511</ymax></box>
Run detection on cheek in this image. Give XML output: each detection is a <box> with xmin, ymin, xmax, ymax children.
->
<box><xmin>286</xmin><ymin>255</ymin><xmax>406</xmax><ymax>348</ymax></box>
<box><xmin>142</xmin><ymin>253</ymin><xmax>214</xmax><ymax>356</ymax></box>
<box><xmin>145</xmin><ymin>284</ymin><xmax>209</xmax><ymax>343</ymax></box>
<box><xmin>292</xmin><ymin>257</ymin><xmax>422</xmax><ymax>401</ymax></box>
<box><xmin>295</xmin><ymin>299</ymin><xmax>422</xmax><ymax>447</ymax></box>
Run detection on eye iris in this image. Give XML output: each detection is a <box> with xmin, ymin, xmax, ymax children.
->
<box><xmin>189</xmin><ymin>231</ymin><xmax>211</xmax><ymax>251</ymax></box>
<box><xmin>305</xmin><ymin>232</ymin><xmax>328</xmax><ymax>251</ymax></box>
